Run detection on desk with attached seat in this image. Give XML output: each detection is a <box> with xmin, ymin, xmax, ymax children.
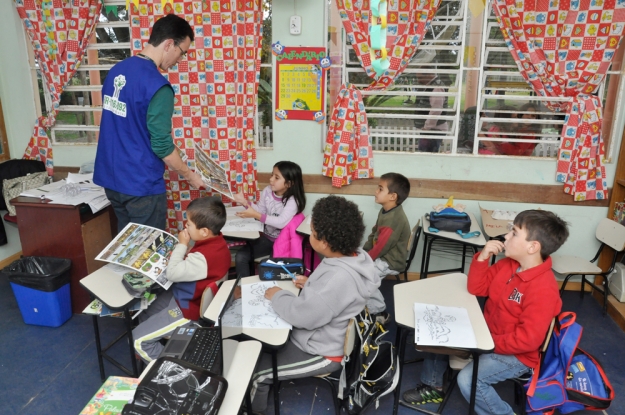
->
<box><xmin>392</xmin><ymin>273</ymin><xmax>495</xmax><ymax>415</ymax></box>
<box><xmin>204</xmin><ymin>276</ymin><xmax>300</xmax><ymax>415</ymax></box>
<box><xmin>420</xmin><ymin>212</ymin><xmax>486</xmax><ymax>279</ymax></box>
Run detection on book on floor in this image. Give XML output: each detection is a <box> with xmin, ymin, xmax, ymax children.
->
<box><xmin>79</xmin><ymin>376</ymin><xmax>140</xmax><ymax>415</ymax></box>
<box><xmin>96</xmin><ymin>223</ymin><xmax>179</xmax><ymax>290</ymax></box>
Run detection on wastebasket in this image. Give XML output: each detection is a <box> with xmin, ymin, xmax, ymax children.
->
<box><xmin>2</xmin><ymin>257</ymin><xmax>72</xmax><ymax>327</ymax></box>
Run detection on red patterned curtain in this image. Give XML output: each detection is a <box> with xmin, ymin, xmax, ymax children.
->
<box><xmin>15</xmin><ymin>0</ymin><xmax>102</xmax><ymax>174</ymax></box>
<box><xmin>130</xmin><ymin>0</ymin><xmax>261</xmax><ymax>234</ymax></box>
<box><xmin>492</xmin><ymin>0</ymin><xmax>625</xmax><ymax>201</ymax></box>
<box><xmin>322</xmin><ymin>0</ymin><xmax>441</xmax><ymax>187</ymax></box>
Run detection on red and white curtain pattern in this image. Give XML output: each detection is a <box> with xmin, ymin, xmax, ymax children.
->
<box><xmin>130</xmin><ymin>0</ymin><xmax>262</xmax><ymax>234</ymax></box>
<box><xmin>492</xmin><ymin>0</ymin><xmax>625</xmax><ymax>201</ymax></box>
<box><xmin>15</xmin><ymin>0</ymin><xmax>102</xmax><ymax>175</ymax></box>
<box><xmin>323</xmin><ymin>0</ymin><xmax>441</xmax><ymax>187</ymax></box>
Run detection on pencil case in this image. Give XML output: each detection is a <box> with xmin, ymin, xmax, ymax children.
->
<box><xmin>258</xmin><ymin>257</ymin><xmax>304</xmax><ymax>280</ymax></box>
<box><xmin>427</xmin><ymin>210</ymin><xmax>471</xmax><ymax>233</ymax></box>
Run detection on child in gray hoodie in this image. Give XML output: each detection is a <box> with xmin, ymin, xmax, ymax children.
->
<box><xmin>250</xmin><ymin>195</ymin><xmax>381</xmax><ymax>414</ymax></box>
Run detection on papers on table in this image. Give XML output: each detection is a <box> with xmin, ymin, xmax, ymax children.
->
<box><xmin>491</xmin><ymin>209</ymin><xmax>518</xmax><ymax>221</ymax></box>
<box><xmin>414</xmin><ymin>303</ymin><xmax>476</xmax><ymax>349</ymax></box>
<box><xmin>222</xmin><ymin>217</ymin><xmax>263</xmax><ymax>233</ymax></box>
<box><xmin>19</xmin><ymin>173</ymin><xmax>111</xmax><ymax>213</ymax></box>
<box><xmin>241</xmin><ymin>281</ymin><xmax>292</xmax><ymax>329</ymax></box>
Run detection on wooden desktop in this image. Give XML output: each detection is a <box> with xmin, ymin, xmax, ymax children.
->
<box><xmin>12</xmin><ymin>196</ymin><xmax>116</xmax><ymax>313</ymax></box>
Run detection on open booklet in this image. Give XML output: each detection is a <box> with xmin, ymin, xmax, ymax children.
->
<box><xmin>96</xmin><ymin>223</ymin><xmax>179</xmax><ymax>290</ymax></box>
<box><xmin>193</xmin><ymin>142</ymin><xmax>234</xmax><ymax>200</ymax></box>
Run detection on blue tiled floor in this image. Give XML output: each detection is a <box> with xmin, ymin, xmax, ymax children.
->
<box><xmin>1</xmin><ymin>275</ymin><xmax>623</xmax><ymax>414</ymax></box>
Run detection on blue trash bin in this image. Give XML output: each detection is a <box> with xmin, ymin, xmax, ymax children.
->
<box><xmin>3</xmin><ymin>257</ymin><xmax>72</xmax><ymax>327</ymax></box>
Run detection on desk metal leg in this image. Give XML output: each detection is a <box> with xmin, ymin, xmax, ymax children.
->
<box><xmin>469</xmin><ymin>352</ymin><xmax>479</xmax><ymax>415</ymax></box>
<box><xmin>420</xmin><ymin>235</ymin><xmax>429</xmax><ymax>279</ymax></box>
<box><xmin>92</xmin><ymin>315</ymin><xmax>106</xmax><ymax>382</ymax></box>
<box><xmin>423</xmin><ymin>236</ymin><xmax>434</xmax><ymax>279</ymax></box>
<box><xmin>249</xmin><ymin>241</ymin><xmax>256</xmax><ymax>277</ymax></box>
<box><xmin>124</xmin><ymin>308</ymin><xmax>139</xmax><ymax>377</ymax></box>
<box><xmin>461</xmin><ymin>244</ymin><xmax>467</xmax><ymax>273</ymax></box>
<box><xmin>393</xmin><ymin>327</ymin><xmax>408</xmax><ymax>415</ymax></box>
<box><xmin>272</xmin><ymin>350</ymin><xmax>280</xmax><ymax>415</ymax></box>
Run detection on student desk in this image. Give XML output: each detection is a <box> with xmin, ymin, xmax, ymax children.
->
<box><xmin>392</xmin><ymin>273</ymin><xmax>495</xmax><ymax>415</ymax></box>
<box><xmin>204</xmin><ymin>276</ymin><xmax>300</xmax><ymax>415</ymax></box>
<box><xmin>12</xmin><ymin>197</ymin><xmax>116</xmax><ymax>313</ymax></box>
<box><xmin>138</xmin><ymin>339</ymin><xmax>263</xmax><ymax>415</ymax></box>
<box><xmin>420</xmin><ymin>212</ymin><xmax>486</xmax><ymax>279</ymax></box>
<box><xmin>223</xmin><ymin>217</ymin><xmax>261</xmax><ymax>276</ymax></box>
<box><xmin>80</xmin><ymin>266</ymin><xmax>140</xmax><ymax>381</ymax></box>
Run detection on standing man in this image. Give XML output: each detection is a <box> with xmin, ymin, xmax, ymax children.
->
<box><xmin>94</xmin><ymin>14</ymin><xmax>204</xmax><ymax>232</ymax></box>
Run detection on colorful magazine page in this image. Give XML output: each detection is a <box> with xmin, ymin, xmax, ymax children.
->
<box><xmin>96</xmin><ymin>224</ymin><xmax>178</xmax><ymax>290</ymax></box>
<box><xmin>79</xmin><ymin>376</ymin><xmax>139</xmax><ymax>415</ymax></box>
<box><xmin>193</xmin><ymin>142</ymin><xmax>234</xmax><ymax>200</ymax></box>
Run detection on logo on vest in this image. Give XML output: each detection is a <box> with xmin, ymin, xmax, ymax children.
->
<box><xmin>508</xmin><ymin>288</ymin><xmax>523</xmax><ymax>304</ymax></box>
<box><xmin>103</xmin><ymin>74</ymin><xmax>127</xmax><ymax>117</ymax></box>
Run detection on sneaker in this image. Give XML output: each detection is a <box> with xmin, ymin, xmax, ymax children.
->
<box><xmin>402</xmin><ymin>384</ymin><xmax>445</xmax><ymax>405</ymax></box>
<box><xmin>375</xmin><ymin>311</ymin><xmax>391</xmax><ymax>325</ymax></box>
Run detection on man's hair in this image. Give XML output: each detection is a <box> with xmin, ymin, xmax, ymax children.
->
<box><xmin>514</xmin><ymin>210</ymin><xmax>569</xmax><ymax>260</ymax></box>
<box><xmin>148</xmin><ymin>14</ymin><xmax>194</xmax><ymax>47</ymax></box>
<box><xmin>380</xmin><ymin>173</ymin><xmax>410</xmax><ymax>205</ymax></box>
<box><xmin>311</xmin><ymin>196</ymin><xmax>365</xmax><ymax>256</ymax></box>
<box><xmin>186</xmin><ymin>197</ymin><xmax>226</xmax><ymax>235</ymax></box>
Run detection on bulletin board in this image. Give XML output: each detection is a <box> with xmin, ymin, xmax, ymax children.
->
<box><xmin>274</xmin><ymin>46</ymin><xmax>327</xmax><ymax>122</ymax></box>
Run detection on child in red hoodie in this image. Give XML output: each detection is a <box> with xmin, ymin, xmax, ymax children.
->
<box><xmin>402</xmin><ymin>210</ymin><xmax>569</xmax><ymax>415</ymax></box>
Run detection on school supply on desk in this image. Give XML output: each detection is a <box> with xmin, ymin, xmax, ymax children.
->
<box><xmin>427</xmin><ymin>196</ymin><xmax>471</xmax><ymax>233</ymax></box>
<box><xmin>96</xmin><ymin>224</ymin><xmax>179</xmax><ymax>290</ymax></box>
<box><xmin>82</xmin><ymin>293</ymin><xmax>156</xmax><ymax>319</ymax></box>
<box><xmin>159</xmin><ymin>276</ymin><xmax>242</xmax><ymax>373</ymax></box>
<box><xmin>121</xmin><ymin>357</ymin><xmax>227</xmax><ymax>415</ymax></box>
<box><xmin>193</xmin><ymin>142</ymin><xmax>234</xmax><ymax>200</ymax></box>
<box><xmin>524</xmin><ymin>312</ymin><xmax>614</xmax><ymax>415</ymax></box>
<box><xmin>414</xmin><ymin>303</ymin><xmax>476</xmax><ymax>348</ymax></box>
<box><xmin>258</xmin><ymin>257</ymin><xmax>304</xmax><ymax>280</ymax></box>
<box><xmin>79</xmin><ymin>376</ymin><xmax>140</xmax><ymax>415</ymax></box>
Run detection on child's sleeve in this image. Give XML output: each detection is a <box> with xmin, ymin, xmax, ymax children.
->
<box><xmin>467</xmin><ymin>253</ymin><xmax>502</xmax><ymax>297</ymax></box>
<box><xmin>366</xmin><ymin>225</ymin><xmax>401</xmax><ymax>260</ymax></box>
<box><xmin>165</xmin><ymin>245</ymin><xmax>208</xmax><ymax>282</ymax></box>
<box><xmin>249</xmin><ymin>187</ymin><xmax>268</xmax><ymax>215</ymax></box>
<box><xmin>363</xmin><ymin>223</ymin><xmax>377</xmax><ymax>252</ymax></box>
<box><xmin>260</xmin><ymin>197</ymin><xmax>298</xmax><ymax>230</ymax></box>
<box><xmin>271</xmin><ymin>284</ymin><xmax>335</xmax><ymax>330</ymax></box>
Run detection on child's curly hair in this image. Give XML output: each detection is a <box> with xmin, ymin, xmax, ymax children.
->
<box><xmin>311</xmin><ymin>196</ymin><xmax>365</xmax><ymax>255</ymax></box>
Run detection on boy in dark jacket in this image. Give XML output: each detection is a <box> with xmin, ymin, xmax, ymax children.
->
<box><xmin>402</xmin><ymin>210</ymin><xmax>569</xmax><ymax>415</ymax></box>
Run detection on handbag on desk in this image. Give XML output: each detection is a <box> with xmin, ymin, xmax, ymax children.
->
<box><xmin>2</xmin><ymin>172</ymin><xmax>51</xmax><ymax>216</ymax></box>
<box><xmin>258</xmin><ymin>257</ymin><xmax>304</xmax><ymax>280</ymax></box>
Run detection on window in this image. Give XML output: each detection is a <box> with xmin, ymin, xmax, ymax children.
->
<box><xmin>328</xmin><ymin>0</ymin><xmax>625</xmax><ymax>158</ymax></box>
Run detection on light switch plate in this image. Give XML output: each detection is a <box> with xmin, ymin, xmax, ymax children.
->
<box><xmin>290</xmin><ymin>15</ymin><xmax>301</xmax><ymax>35</ymax></box>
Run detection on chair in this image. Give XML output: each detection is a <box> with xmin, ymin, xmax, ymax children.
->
<box><xmin>398</xmin><ymin>219</ymin><xmax>422</xmax><ymax>281</ymax></box>
<box><xmin>278</xmin><ymin>318</ymin><xmax>357</xmax><ymax>415</ymax></box>
<box><xmin>552</xmin><ymin>218</ymin><xmax>625</xmax><ymax>315</ymax></box>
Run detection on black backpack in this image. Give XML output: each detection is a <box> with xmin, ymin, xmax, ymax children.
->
<box><xmin>342</xmin><ymin>308</ymin><xmax>400</xmax><ymax>414</ymax></box>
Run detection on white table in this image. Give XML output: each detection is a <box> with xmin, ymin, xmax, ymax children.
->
<box><xmin>223</xmin><ymin>215</ymin><xmax>261</xmax><ymax>275</ymax></box>
<box><xmin>80</xmin><ymin>266</ymin><xmax>140</xmax><ymax>380</ymax></box>
<box><xmin>420</xmin><ymin>212</ymin><xmax>486</xmax><ymax>279</ymax></box>
<box><xmin>392</xmin><ymin>273</ymin><xmax>495</xmax><ymax>415</ymax></box>
<box><xmin>139</xmin><ymin>339</ymin><xmax>263</xmax><ymax>415</ymax></box>
<box><xmin>204</xmin><ymin>276</ymin><xmax>300</xmax><ymax>415</ymax></box>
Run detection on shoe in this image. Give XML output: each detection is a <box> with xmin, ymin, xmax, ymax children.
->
<box><xmin>402</xmin><ymin>384</ymin><xmax>445</xmax><ymax>405</ymax></box>
<box><xmin>375</xmin><ymin>311</ymin><xmax>391</xmax><ymax>325</ymax></box>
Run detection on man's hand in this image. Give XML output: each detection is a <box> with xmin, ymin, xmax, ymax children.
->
<box><xmin>178</xmin><ymin>229</ymin><xmax>191</xmax><ymax>246</ymax></box>
<box><xmin>293</xmin><ymin>275</ymin><xmax>308</xmax><ymax>290</ymax></box>
<box><xmin>186</xmin><ymin>171</ymin><xmax>205</xmax><ymax>190</ymax></box>
<box><xmin>477</xmin><ymin>240</ymin><xmax>504</xmax><ymax>261</ymax></box>
<box><xmin>264</xmin><ymin>286</ymin><xmax>282</xmax><ymax>300</ymax></box>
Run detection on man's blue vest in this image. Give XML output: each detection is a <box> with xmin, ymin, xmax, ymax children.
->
<box><xmin>94</xmin><ymin>56</ymin><xmax>171</xmax><ymax>196</ymax></box>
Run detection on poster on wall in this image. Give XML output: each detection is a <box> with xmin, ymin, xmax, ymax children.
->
<box><xmin>273</xmin><ymin>44</ymin><xmax>329</xmax><ymax>122</ymax></box>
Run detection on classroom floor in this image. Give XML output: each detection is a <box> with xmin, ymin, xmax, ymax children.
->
<box><xmin>1</xmin><ymin>274</ymin><xmax>623</xmax><ymax>415</ymax></box>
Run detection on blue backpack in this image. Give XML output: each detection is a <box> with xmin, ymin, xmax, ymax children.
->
<box><xmin>525</xmin><ymin>312</ymin><xmax>614</xmax><ymax>414</ymax></box>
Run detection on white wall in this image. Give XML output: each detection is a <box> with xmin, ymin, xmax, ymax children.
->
<box><xmin>0</xmin><ymin>0</ymin><xmax>616</xmax><ymax>271</ymax></box>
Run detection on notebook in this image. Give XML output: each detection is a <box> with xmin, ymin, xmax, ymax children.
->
<box><xmin>158</xmin><ymin>275</ymin><xmax>242</xmax><ymax>375</ymax></box>
<box><xmin>122</xmin><ymin>278</ymin><xmax>242</xmax><ymax>415</ymax></box>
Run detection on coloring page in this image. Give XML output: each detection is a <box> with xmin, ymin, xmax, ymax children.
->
<box><xmin>414</xmin><ymin>303</ymin><xmax>476</xmax><ymax>348</ymax></box>
<box><xmin>241</xmin><ymin>282</ymin><xmax>292</xmax><ymax>329</ymax></box>
<box><xmin>222</xmin><ymin>217</ymin><xmax>263</xmax><ymax>233</ymax></box>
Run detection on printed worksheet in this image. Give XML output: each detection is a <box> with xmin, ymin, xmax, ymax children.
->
<box><xmin>414</xmin><ymin>303</ymin><xmax>476</xmax><ymax>348</ymax></box>
<box><xmin>222</xmin><ymin>217</ymin><xmax>263</xmax><ymax>233</ymax></box>
<box><xmin>241</xmin><ymin>281</ymin><xmax>292</xmax><ymax>329</ymax></box>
